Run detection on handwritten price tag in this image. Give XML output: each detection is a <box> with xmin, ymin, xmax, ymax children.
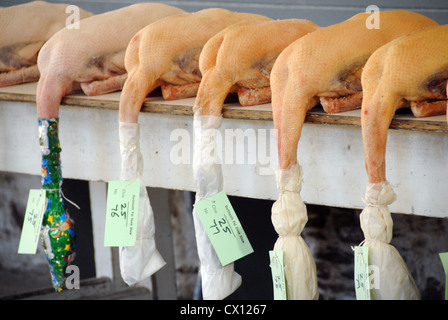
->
<box><xmin>354</xmin><ymin>245</ymin><xmax>371</xmax><ymax>300</ymax></box>
<box><xmin>194</xmin><ymin>191</ymin><xmax>253</xmax><ymax>266</ymax></box>
<box><xmin>269</xmin><ymin>250</ymin><xmax>287</xmax><ymax>300</ymax></box>
<box><xmin>18</xmin><ymin>189</ymin><xmax>47</xmax><ymax>254</ymax></box>
<box><xmin>104</xmin><ymin>180</ymin><xmax>140</xmax><ymax>247</ymax></box>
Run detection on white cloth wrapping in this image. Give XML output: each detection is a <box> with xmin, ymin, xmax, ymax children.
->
<box><xmin>118</xmin><ymin>122</ymin><xmax>166</xmax><ymax>286</ymax></box>
<box><xmin>272</xmin><ymin>164</ymin><xmax>318</xmax><ymax>300</ymax></box>
<box><xmin>192</xmin><ymin>114</ymin><xmax>241</xmax><ymax>300</ymax></box>
<box><xmin>360</xmin><ymin>181</ymin><xmax>419</xmax><ymax>300</ymax></box>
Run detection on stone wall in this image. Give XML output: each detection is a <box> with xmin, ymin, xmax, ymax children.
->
<box><xmin>304</xmin><ymin>204</ymin><xmax>448</xmax><ymax>300</ymax></box>
<box><xmin>0</xmin><ymin>172</ymin><xmax>49</xmax><ymax>295</ymax></box>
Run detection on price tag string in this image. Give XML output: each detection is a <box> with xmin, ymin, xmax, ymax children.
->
<box><xmin>351</xmin><ymin>240</ymin><xmax>367</xmax><ymax>264</ymax></box>
<box><xmin>45</xmin><ymin>188</ymin><xmax>81</xmax><ymax>210</ymax></box>
<box><xmin>269</xmin><ymin>252</ymin><xmax>280</xmax><ymax>268</ymax></box>
<box><xmin>123</xmin><ymin>179</ymin><xmax>140</xmax><ymax>189</ymax></box>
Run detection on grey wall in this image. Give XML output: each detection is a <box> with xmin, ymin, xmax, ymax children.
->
<box><xmin>3</xmin><ymin>0</ymin><xmax>448</xmax><ymax>26</ymax></box>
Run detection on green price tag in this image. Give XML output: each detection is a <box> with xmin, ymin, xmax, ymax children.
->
<box><xmin>18</xmin><ymin>189</ymin><xmax>47</xmax><ymax>254</ymax></box>
<box><xmin>269</xmin><ymin>250</ymin><xmax>287</xmax><ymax>300</ymax></box>
<box><xmin>354</xmin><ymin>245</ymin><xmax>371</xmax><ymax>300</ymax></box>
<box><xmin>439</xmin><ymin>252</ymin><xmax>448</xmax><ymax>300</ymax></box>
<box><xmin>104</xmin><ymin>180</ymin><xmax>140</xmax><ymax>247</ymax></box>
<box><xmin>193</xmin><ymin>191</ymin><xmax>253</xmax><ymax>266</ymax></box>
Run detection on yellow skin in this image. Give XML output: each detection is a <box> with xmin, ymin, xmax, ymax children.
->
<box><xmin>0</xmin><ymin>1</ymin><xmax>92</xmax><ymax>86</ymax></box>
<box><xmin>36</xmin><ymin>3</ymin><xmax>184</xmax><ymax>118</ymax></box>
<box><xmin>361</xmin><ymin>24</ymin><xmax>448</xmax><ymax>183</ymax></box>
<box><xmin>270</xmin><ymin>10</ymin><xmax>438</xmax><ymax>170</ymax></box>
<box><xmin>194</xmin><ymin>19</ymin><xmax>319</xmax><ymax>116</ymax></box>
<box><xmin>119</xmin><ymin>8</ymin><xmax>270</xmax><ymax>123</ymax></box>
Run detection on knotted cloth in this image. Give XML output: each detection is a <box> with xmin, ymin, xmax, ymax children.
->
<box><xmin>271</xmin><ymin>163</ymin><xmax>318</xmax><ymax>300</ymax></box>
<box><xmin>359</xmin><ymin>181</ymin><xmax>419</xmax><ymax>300</ymax></box>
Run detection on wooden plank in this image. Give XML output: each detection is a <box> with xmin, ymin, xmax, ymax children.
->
<box><xmin>149</xmin><ymin>188</ymin><xmax>178</xmax><ymax>300</ymax></box>
<box><xmin>89</xmin><ymin>181</ymin><xmax>114</xmax><ymax>280</ymax></box>
<box><xmin>91</xmin><ymin>286</ymin><xmax>152</xmax><ymax>300</ymax></box>
<box><xmin>1</xmin><ymin>98</ymin><xmax>447</xmax><ymax>217</ymax></box>
<box><xmin>391</xmin><ymin>116</ymin><xmax>448</xmax><ymax>132</ymax></box>
<box><xmin>111</xmin><ymin>247</ymin><xmax>128</xmax><ymax>291</ymax></box>
<box><xmin>0</xmin><ymin>277</ymin><xmax>113</xmax><ymax>300</ymax></box>
<box><xmin>0</xmin><ymin>276</ymin><xmax>153</xmax><ymax>300</ymax></box>
<box><xmin>0</xmin><ymin>83</ymin><xmax>445</xmax><ymax>132</ymax></box>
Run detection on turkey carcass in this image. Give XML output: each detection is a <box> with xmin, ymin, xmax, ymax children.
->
<box><xmin>118</xmin><ymin>8</ymin><xmax>271</xmax><ymax>123</ymax></box>
<box><xmin>269</xmin><ymin>10</ymin><xmax>437</xmax><ymax>300</ymax></box>
<box><xmin>362</xmin><ymin>24</ymin><xmax>448</xmax><ymax>184</ymax></box>
<box><xmin>0</xmin><ymin>1</ymin><xmax>92</xmax><ymax>87</ymax></box>
<box><xmin>194</xmin><ymin>19</ymin><xmax>319</xmax><ymax>116</ymax></box>
<box><xmin>271</xmin><ymin>10</ymin><xmax>438</xmax><ymax>170</ymax></box>
<box><xmin>359</xmin><ymin>24</ymin><xmax>448</xmax><ymax>299</ymax></box>
<box><xmin>36</xmin><ymin>3</ymin><xmax>185</xmax><ymax>118</ymax></box>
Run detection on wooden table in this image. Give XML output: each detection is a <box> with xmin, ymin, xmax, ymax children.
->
<box><xmin>1</xmin><ymin>82</ymin><xmax>447</xmax><ymax>296</ymax></box>
<box><xmin>1</xmin><ymin>82</ymin><xmax>446</xmax><ymax>215</ymax></box>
